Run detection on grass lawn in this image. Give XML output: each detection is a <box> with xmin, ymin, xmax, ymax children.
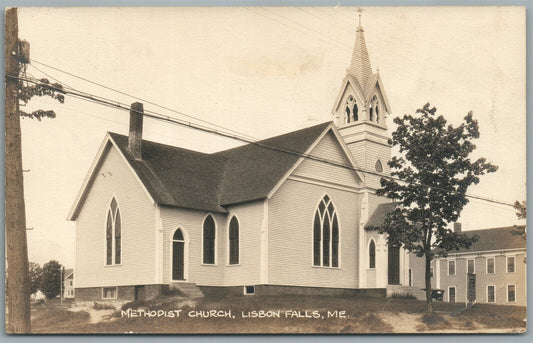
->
<box><xmin>30</xmin><ymin>294</ymin><xmax>526</xmax><ymax>334</ymax></box>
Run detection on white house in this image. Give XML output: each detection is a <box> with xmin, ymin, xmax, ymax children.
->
<box><xmin>68</xmin><ymin>22</ymin><xmax>411</xmax><ymax>301</ymax></box>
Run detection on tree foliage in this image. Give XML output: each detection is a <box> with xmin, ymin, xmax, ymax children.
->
<box><xmin>512</xmin><ymin>200</ymin><xmax>526</xmax><ymax>240</ymax></box>
<box><xmin>28</xmin><ymin>262</ymin><xmax>42</xmax><ymax>295</ymax></box>
<box><xmin>17</xmin><ymin>78</ymin><xmax>65</xmax><ymax>120</ymax></box>
<box><xmin>40</xmin><ymin>260</ymin><xmax>62</xmax><ymax>299</ymax></box>
<box><xmin>374</xmin><ymin>103</ymin><xmax>497</xmax><ymax>311</ymax></box>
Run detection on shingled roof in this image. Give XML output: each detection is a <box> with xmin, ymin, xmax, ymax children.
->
<box><xmin>365</xmin><ymin>202</ymin><xmax>398</xmax><ymax>230</ymax></box>
<box><xmin>103</xmin><ymin>122</ymin><xmax>331</xmax><ymax>213</ymax></box>
<box><xmin>453</xmin><ymin>226</ymin><xmax>527</xmax><ymax>253</ymax></box>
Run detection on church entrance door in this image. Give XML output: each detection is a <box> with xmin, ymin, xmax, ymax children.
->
<box><xmin>388</xmin><ymin>246</ymin><xmax>400</xmax><ymax>285</ymax></box>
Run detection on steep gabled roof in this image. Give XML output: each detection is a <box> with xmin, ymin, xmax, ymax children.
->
<box><xmin>453</xmin><ymin>226</ymin><xmax>527</xmax><ymax>253</ymax></box>
<box><xmin>69</xmin><ymin>122</ymin><xmax>334</xmax><ymax>218</ymax></box>
<box><xmin>365</xmin><ymin>202</ymin><xmax>398</xmax><ymax>230</ymax></box>
<box><xmin>214</xmin><ymin>122</ymin><xmax>331</xmax><ymax>205</ymax></box>
<box><xmin>109</xmin><ymin>133</ymin><xmax>228</xmax><ymax>212</ymax></box>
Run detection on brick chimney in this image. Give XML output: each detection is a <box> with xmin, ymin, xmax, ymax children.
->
<box><xmin>453</xmin><ymin>222</ymin><xmax>462</xmax><ymax>233</ymax></box>
<box><xmin>128</xmin><ymin>102</ymin><xmax>144</xmax><ymax>160</ymax></box>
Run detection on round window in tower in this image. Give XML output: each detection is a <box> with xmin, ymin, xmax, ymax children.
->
<box><xmin>375</xmin><ymin>159</ymin><xmax>383</xmax><ymax>173</ymax></box>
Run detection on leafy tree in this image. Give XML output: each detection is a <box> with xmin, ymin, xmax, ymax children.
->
<box><xmin>28</xmin><ymin>262</ymin><xmax>42</xmax><ymax>296</ymax></box>
<box><xmin>373</xmin><ymin>103</ymin><xmax>497</xmax><ymax>312</ymax></box>
<box><xmin>512</xmin><ymin>200</ymin><xmax>526</xmax><ymax>240</ymax></box>
<box><xmin>40</xmin><ymin>260</ymin><xmax>62</xmax><ymax>299</ymax></box>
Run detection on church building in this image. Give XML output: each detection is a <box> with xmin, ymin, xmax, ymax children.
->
<box><xmin>68</xmin><ymin>19</ymin><xmax>411</xmax><ymax>301</ymax></box>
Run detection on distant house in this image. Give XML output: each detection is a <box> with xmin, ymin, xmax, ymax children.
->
<box><xmin>410</xmin><ymin>225</ymin><xmax>526</xmax><ymax>306</ymax></box>
<box><xmin>67</xmin><ymin>22</ymin><xmax>416</xmax><ymax>302</ymax></box>
<box><xmin>63</xmin><ymin>269</ymin><xmax>75</xmax><ymax>299</ymax></box>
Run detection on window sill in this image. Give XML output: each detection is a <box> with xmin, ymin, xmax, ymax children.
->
<box><xmin>227</xmin><ymin>264</ymin><xmax>241</xmax><ymax>267</ymax></box>
<box><xmin>104</xmin><ymin>264</ymin><xmax>122</xmax><ymax>268</ymax></box>
<box><xmin>201</xmin><ymin>263</ymin><xmax>218</xmax><ymax>267</ymax></box>
<box><xmin>311</xmin><ymin>265</ymin><xmax>341</xmax><ymax>270</ymax></box>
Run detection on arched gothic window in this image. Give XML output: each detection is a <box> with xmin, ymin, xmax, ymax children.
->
<box><xmin>203</xmin><ymin>215</ymin><xmax>216</xmax><ymax>264</ymax></box>
<box><xmin>345</xmin><ymin>96</ymin><xmax>358</xmax><ymax>123</ymax></box>
<box><xmin>369</xmin><ymin>239</ymin><xmax>376</xmax><ymax>269</ymax></box>
<box><xmin>106</xmin><ymin>198</ymin><xmax>121</xmax><ymax>265</ymax></box>
<box><xmin>229</xmin><ymin>216</ymin><xmax>239</xmax><ymax>265</ymax></box>
<box><xmin>313</xmin><ymin>195</ymin><xmax>339</xmax><ymax>267</ymax></box>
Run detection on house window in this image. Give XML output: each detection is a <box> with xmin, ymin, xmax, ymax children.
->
<box><xmin>203</xmin><ymin>215</ymin><xmax>216</xmax><ymax>264</ymax></box>
<box><xmin>467</xmin><ymin>259</ymin><xmax>475</xmax><ymax>274</ymax></box>
<box><xmin>449</xmin><ymin>286</ymin><xmax>456</xmax><ymax>303</ymax></box>
<box><xmin>448</xmin><ymin>260</ymin><xmax>456</xmax><ymax>276</ymax></box>
<box><xmin>430</xmin><ymin>267</ymin><xmax>434</xmax><ymax>278</ymax></box>
<box><xmin>313</xmin><ymin>195</ymin><xmax>339</xmax><ymax>267</ymax></box>
<box><xmin>106</xmin><ymin>198</ymin><xmax>122</xmax><ymax>265</ymax></box>
<box><xmin>69</xmin><ymin>280</ymin><xmax>73</xmax><ymax>287</ymax></box>
<box><xmin>507</xmin><ymin>256</ymin><xmax>515</xmax><ymax>273</ymax></box>
<box><xmin>369</xmin><ymin>239</ymin><xmax>376</xmax><ymax>269</ymax></box>
<box><xmin>507</xmin><ymin>284</ymin><xmax>516</xmax><ymax>303</ymax></box>
<box><xmin>486</xmin><ymin>257</ymin><xmax>495</xmax><ymax>274</ymax></box>
<box><xmin>487</xmin><ymin>285</ymin><xmax>495</xmax><ymax>303</ymax></box>
<box><xmin>102</xmin><ymin>287</ymin><xmax>117</xmax><ymax>299</ymax></box>
<box><xmin>229</xmin><ymin>216</ymin><xmax>239</xmax><ymax>265</ymax></box>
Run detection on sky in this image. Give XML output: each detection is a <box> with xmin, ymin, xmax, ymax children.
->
<box><xmin>14</xmin><ymin>6</ymin><xmax>526</xmax><ymax>267</ymax></box>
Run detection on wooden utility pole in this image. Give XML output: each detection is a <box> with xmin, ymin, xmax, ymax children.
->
<box><xmin>5</xmin><ymin>7</ymin><xmax>32</xmax><ymax>333</ymax></box>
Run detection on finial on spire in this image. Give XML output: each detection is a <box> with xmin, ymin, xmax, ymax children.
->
<box><xmin>357</xmin><ymin>7</ymin><xmax>363</xmax><ymax>27</ymax></box>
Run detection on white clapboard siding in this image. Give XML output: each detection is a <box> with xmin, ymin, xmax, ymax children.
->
<box><xmin>75</xmin><ymin>144</ymin><xmax>156</xmax><ymax>288</ymax></box>
<box><xmin>268</xmin><ymin>179</ymin><xmax>361</xmax><ymax>288</ymax></box>
<box><xmin>223</xmin><ymin>201</ymin><xmax>264</xmax><ymax>286</ymax></box>
<box><xmin>160</xmin><ymin>201</ymin><xmax>264</xmax><ymax>286</ymax></box>
<box><xmin>160</xmin><ymin>207</ymin><xmax>225</xmax><ymax>286</ymax></box>
<box><xmin>346</xmin><ymin>140</ymin><xmax>391</xmax><ymax>189</ymax></box>
<box><xmin>293</xmin><ymin>131</ymin><xmax>360</xmax><ymax>186</ymax></box>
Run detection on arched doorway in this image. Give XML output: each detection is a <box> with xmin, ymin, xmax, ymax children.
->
<box><xmin>388</xmin><ymin>246</ymin><xmax>400</xmax><ymax>285</ymax></box>
<box><xmin>172</xmin><ymin>228</ymin><xmax>186</xmax><ymax>281</ymax></box>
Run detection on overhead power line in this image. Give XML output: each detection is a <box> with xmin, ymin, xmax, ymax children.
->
<box><xmin>9</xmin><ymin>73</ymin><xmax>516</xmax><ymax>209</ymax></box>
<box><xmin>29</xmin><ymin>58</ymin><xmax>258</xmax><ymax>141</ymax></box>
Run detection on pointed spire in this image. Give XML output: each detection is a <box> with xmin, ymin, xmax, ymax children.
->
<box><xmin>348</xmin><ymin>8</ymin><xmax>372</xmax><ymax>88</ymax></box>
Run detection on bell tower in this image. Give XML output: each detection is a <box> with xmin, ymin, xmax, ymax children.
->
<box><xmin>331</xmin><ymin>9</ymin><xmax>392</xmax><ymax>189</ymax></box>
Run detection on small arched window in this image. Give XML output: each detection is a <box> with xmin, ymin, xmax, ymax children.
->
<box><xmin>369</xmin><ymin>240</ymin><xmax>376</xmax><ymax>269</ymax></box>
<box><xmin>375</xmin><ymin>159</ymin><xmax>383</xmax><ymax>173</ymax></box>
<box><xmin>313</xmin><ymin>195</ymin><xmax>339</xmax><ymax>267</ymax></box>
<box><xmin>229</xmin><ymin>216</ymin><xmax>240</xmax><ymax>265</ymax></box>
<box><xmin>106</xmin><ymin>198</ymin><xmax>121</xmax><ymax>265</ymax></box>
<box><xmin>203</xmin><ymin>215</ymin><xmax>216</xmax><ymax>264</ymax></box>
<box><xmin>345</xmin><ymin>96</ymin><xmax>358</xmax><ymax>123</ymax></box>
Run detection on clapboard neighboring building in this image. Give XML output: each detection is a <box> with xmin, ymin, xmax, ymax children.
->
<box><xmin>409</xmin><ymin>225</ymin><xmax>527</xmax><ymax>306</ymax></box>
<box><xmin>67</xmin><ymin>20</ymin><xmax>414</xmax><ymax>302</ymax></box>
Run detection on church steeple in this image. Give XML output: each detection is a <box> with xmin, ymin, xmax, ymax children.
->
<box><xmin>348</xmin><ymin>22</ymin><xmax>372</xmax><ymax>88</ymax></box>
<box><xmin>330</xmin><ymin>8</ymin><xmax>392</xmax><ymax>190</ymax></box>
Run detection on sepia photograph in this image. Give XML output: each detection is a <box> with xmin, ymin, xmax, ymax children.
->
<box><xmin>4</xmin><ymin>5</ymin><xmax>527</xmax><ymax>335</ymax></box>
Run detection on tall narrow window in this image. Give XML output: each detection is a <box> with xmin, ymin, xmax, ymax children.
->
<box><xmin>106</xmin><ymin>198</ymin><xmax>121</xmax><ymax>265</ymax></box>
<box><xmin>229</xmin><ymin>216</ymin><xmax>239</xmax><ymax>265</ymax></box>
<box><xmin>203</xmin><ymin>215</ymin><xmax>216</xmax><ymax>264</ymax></box>
<box><xmin>486</xmin><ymin>257</ymin><xmax>495</xmax><ymax>274</ymax></box>
<box><xmin>448</xmin><ymin>260</ymin><xmax>456</xmax><ymax>276</ymax></box>
<box><xmin>507</xmin><ymin>284</ymin><xmax>516</xmax><ymax>303</ymax></box>
<box><xmin>467</xmin><ymin>259</ymin><xmax>475</xmax><ymax>274</ymax></box>
<box><xmin>313</xmin><ymin>195</ymin><xmax>339</xmax><ymax>267</ymax></box>
<box><xmin>507</xmin><ymin>256</ymin><xmax>515</xmax><ymax>273</ymax></box>
<box><xmin>375</xmin><ymin>160</ymin><xmax>383</xmax><ymax>173</ymax></box>
<box><xmin>487</xmin><ymin>285</ymin><xmax>495</xmax><ymax>303</ymax></box>
<box><xmin>369</xmin><ymin>240</ymin><xmax>376</xmax><ymax>268</ymax></box>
